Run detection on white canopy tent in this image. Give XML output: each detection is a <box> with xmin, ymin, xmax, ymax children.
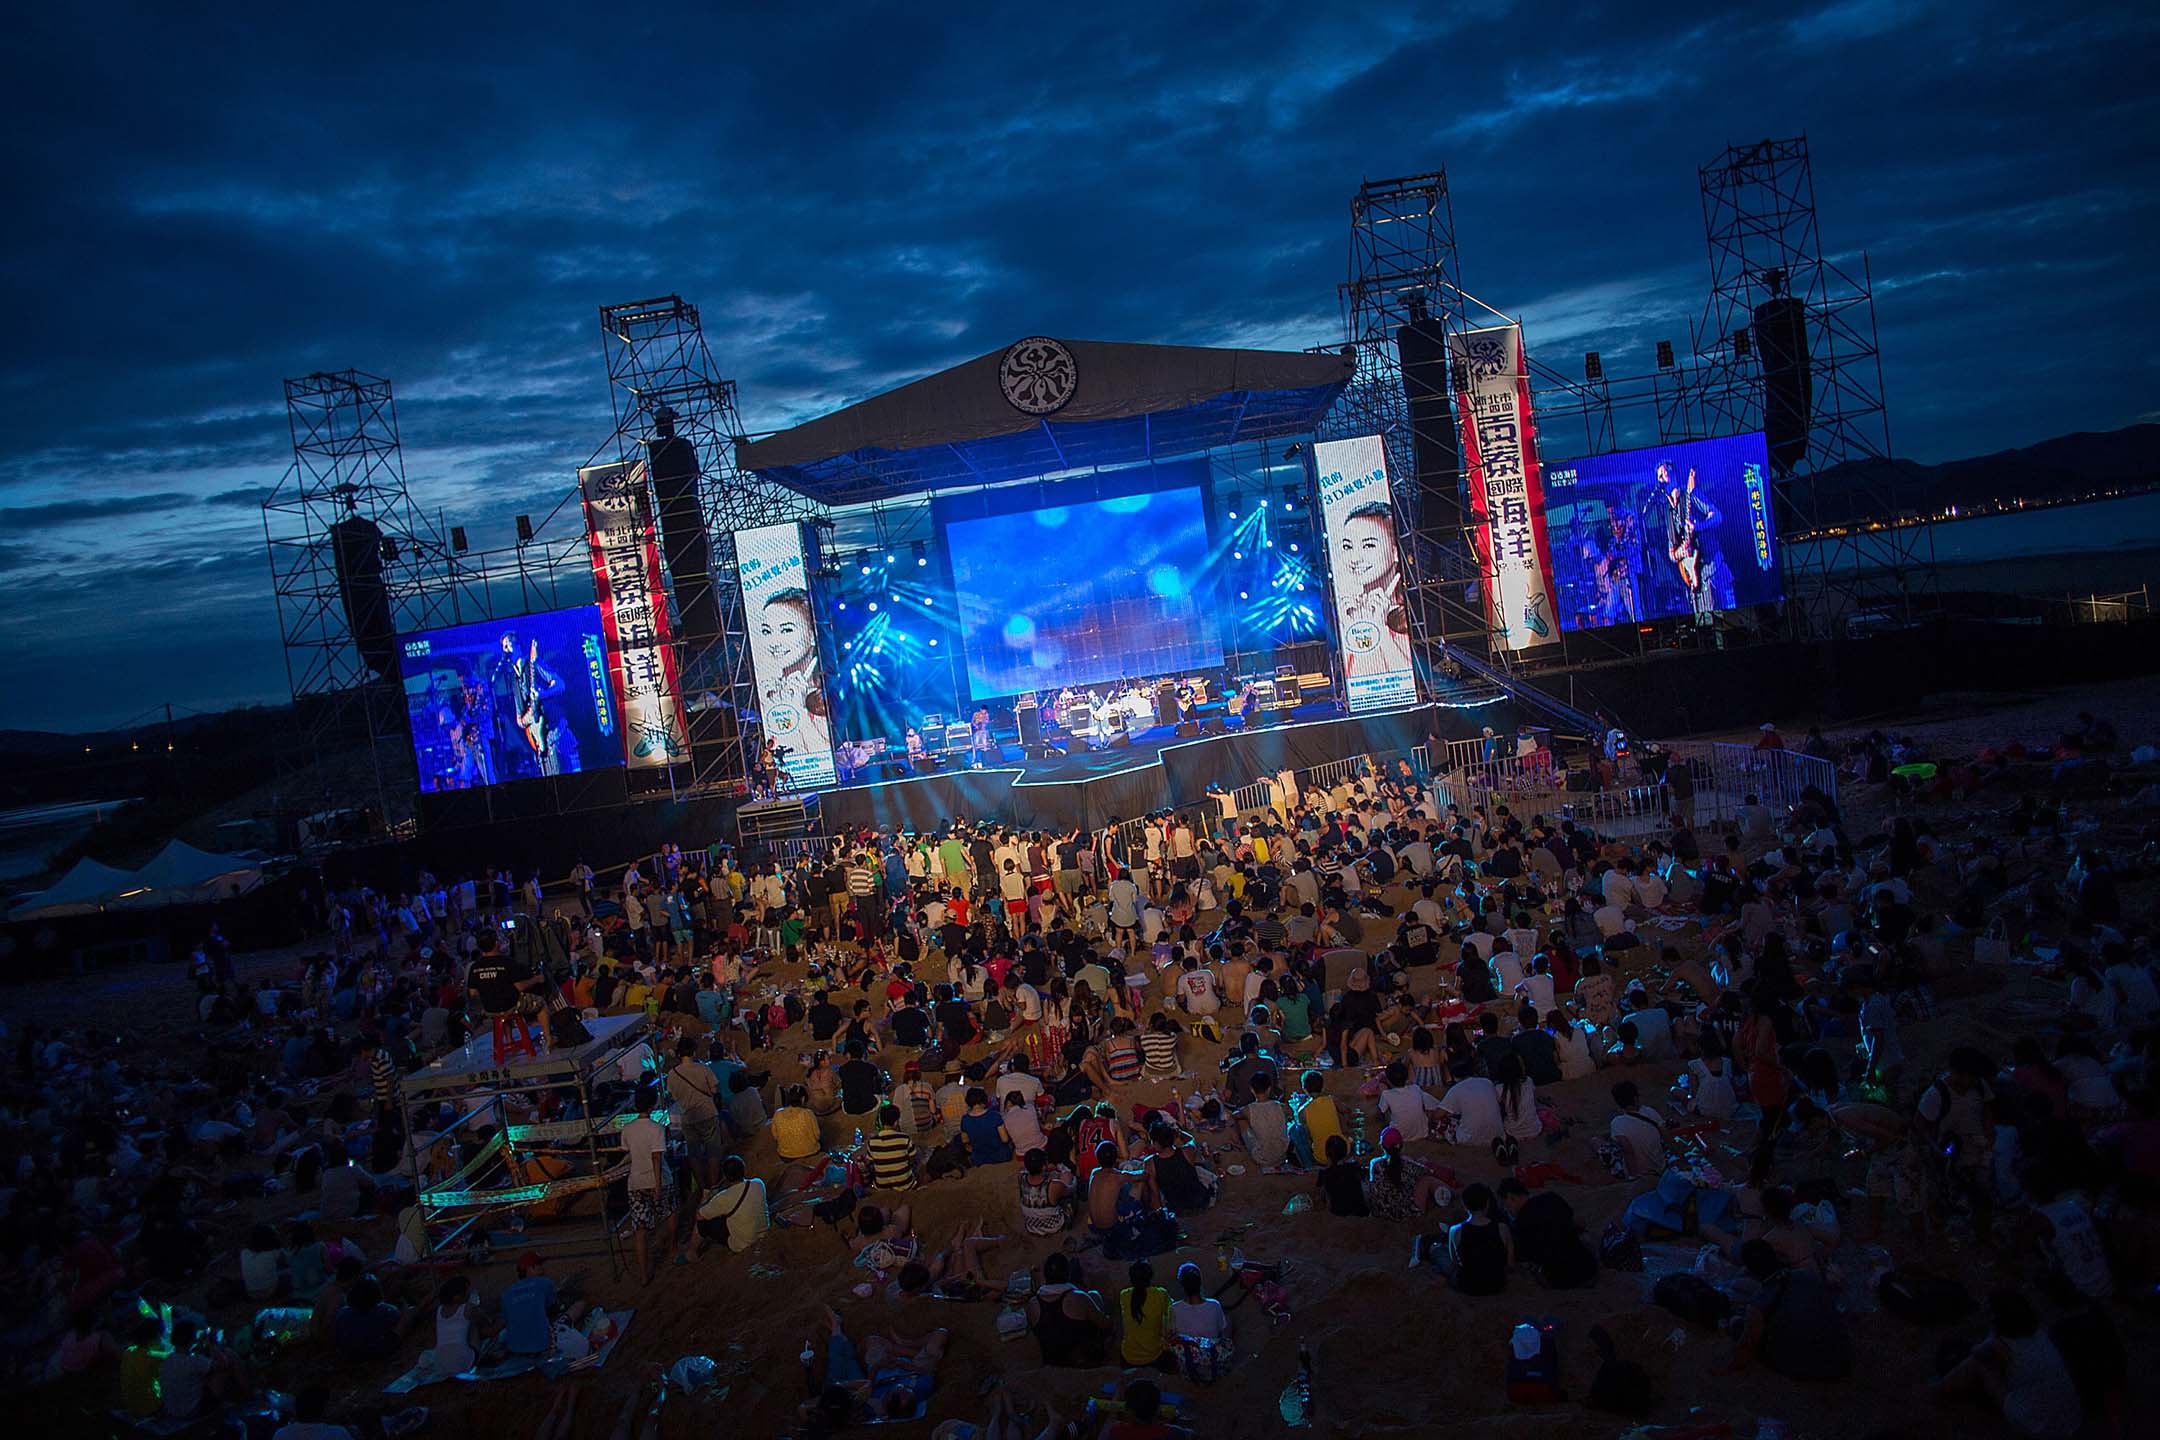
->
<box><xmin>8</xmin><ymin>845</ymin><xmax>262</xmax><ymax>921</ymax></box>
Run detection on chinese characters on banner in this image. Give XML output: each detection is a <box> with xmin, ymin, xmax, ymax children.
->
<box><xmin>734</xmin><ymin>522</ymin><xmax>837</xmax><ymax>791</ymax></box>
<box><xmin>1314</xmin><ymin>435</ymin><xmax>1420</xmax><ymax>713</ymax></box>
<box><xmin>578</xmin><ymin>460</ymin><xmax>688</xmax><ymax>768</ymax></box>
<box><xmin>1448</xmin><ymin>324</ymin><xmax>1558</xmax><ymax>649</ymax></box>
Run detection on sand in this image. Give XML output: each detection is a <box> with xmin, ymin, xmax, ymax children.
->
<box><xmin>10</xmin><ymin>673</ymin><xmax>2160</xmax><ymax>1439</ymax></box>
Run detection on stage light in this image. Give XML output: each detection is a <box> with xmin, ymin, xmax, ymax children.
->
<box><xmin>885</xmin><ymin>553</ymin><xmax>895</xmax><ymax>563</ymax></box>
<box><xmin>860</xmin><ymin>563</ymin><xmax>871</xmax><ymax>575</ymax></box>
<box><xmin>1656</xmin><ymin>340</ymin><xmax>1675</xmax><ymax>369</ymax></box>
<box><xmin>1261</xmin><ymin>499</ymin><xmax>1269</xmax><ymax>508</ymax></box>
<box><xmin>450</xmin><ymin>526</ymin><xmax>468</xmax><ymax>553</ymax></box>
<box><xmin>514</xmin><ymin>515</ymin><xmax>532</xmax><ymax>543</ymax></box>
<box><xmin>381</xmin><ymin>536</ymin><xmax>401</xmax><ymax>560</ymax></box>
<box><xmin>1289</xmin><ymin>542</ymin><xmax>1300</xmax><ymax>553</ymax></box>
<box><xmin>1584</xmin><ymin>351</ymin><xmax>1603</xmax><ymax>382</ymax></box>
<box><xmin>1239</xmin><ymin>590</ymin><xmax>1248</xmax><ymax>600</ymax></box>
<box><xmin>1263</xmin><ymin>539</ymin><xmax>1273</xmax><ymax>548</ymax></box>
<box><xmin>1233</xmin><ymin>551</ymin><xmax>1243</xmax><ymax>560</ymax></box>
<box><xmin>837</xmin><ymin>601</ymin><xmax>848</xmax><ymax>611</ymax></box>
<box><xmin>868</xmin><ymin>602</ymin><xmax>879</xmax><ymax>612</ymax></box>
<box><xmin>912</xmin><ymin>541</ymin><xmax>927</xmax><ymax>566</ymax></box>
<box><xmin>1229</xmin><ymin>509</ymin><xmax>1238</xmax><ymax>520</ymax></box>
<box><xmin>929</xmin><ymin>639</ymin><xmax>938</xmax><ymax>647</ymax></box>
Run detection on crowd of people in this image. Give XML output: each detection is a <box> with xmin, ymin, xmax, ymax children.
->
<box><xmin>4</xmin><ymin>713</ymin><xmax>2158</xmax><ymax>1437</ymax></box>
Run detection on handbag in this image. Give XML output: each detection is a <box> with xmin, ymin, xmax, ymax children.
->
<box><xmin>1972</xmin><ymin>918</ymin><xmax>2012</xmax><ymax>967</ymax></box>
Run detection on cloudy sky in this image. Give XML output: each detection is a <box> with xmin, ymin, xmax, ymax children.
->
<box><xmin>2</xmin><ymin>1</ymin><xmax>2154</xmax><ymax>732</ymax></box>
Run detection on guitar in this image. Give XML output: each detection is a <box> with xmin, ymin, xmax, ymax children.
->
<box><xmin>517</xmin><ymin>705</ymin><xmax>545</xmax><ymax>755</ymax></box>
<box><xmin>1670</xmin><ymin>469</ymin><xmax>1702</xmax><ymax>591</ymax></box>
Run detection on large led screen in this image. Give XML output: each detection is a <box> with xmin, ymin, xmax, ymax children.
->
<box><xmin>943</xmin><ymin>479</ymin><xmax>1223</xmax><ymax>698</ymax></box>
<box><xmin>399</xmin><ymin>605</ymin><xmax>620</xmax><ymax>792</ymax></box>
<box><xmin>1544</xmin><ymin>432</ymin><xmax>1780</xmax><ymax>632</ymax></box>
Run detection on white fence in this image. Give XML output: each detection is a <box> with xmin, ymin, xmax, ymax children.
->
<box><xmin>1427</xmin><ymin>739</ymin><xmax>1837</xmax><ymax>839</ymax></box>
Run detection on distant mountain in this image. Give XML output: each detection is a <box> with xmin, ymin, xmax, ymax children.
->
<box><xmin>1810</xmin><ymin>424</ymin><xmax>2160</xmax><ymax>525</ymax></box>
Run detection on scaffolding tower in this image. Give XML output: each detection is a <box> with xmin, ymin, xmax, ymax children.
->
<box><xmin>261</xmin><ymin>370</ymin><xmax>454</xmax><ymax>833</ymax></box>
<box><xmin>1325</xmin><ymin>170</ymin><xmax>1498</xmax><ymax>698</ymax></box>
<box><xmin>1690</xmin><ymin>136</ymin><xmax>1934</xmax><ymax>634</ymax></box>
<box><xmin>597</xmin><ymin>296</ymin><xmax>820</xmax><ymax>793</ymax></box>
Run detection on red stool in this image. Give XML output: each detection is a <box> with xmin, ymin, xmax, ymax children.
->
<box><xmin>491</xmin><ymin>1012</ymin><xmax>540</xmax><ymax>1065</ymax></box>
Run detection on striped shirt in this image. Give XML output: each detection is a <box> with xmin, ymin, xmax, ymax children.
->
<box><xmin>866</xmin><ymin>1130</ymin><xmax>918</xmax><ymax>1192</ymax></box>
<box><xmin>369</xmin><ymin>1048</ymin><xmax>399</xmax><ymax>1108</ymax></box>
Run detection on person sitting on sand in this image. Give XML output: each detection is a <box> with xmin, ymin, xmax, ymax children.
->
<box><xmin>809</xmin><ymin>1305</ymin><xmax>952</xmax><ymax>1424</ymax></box>
<box><xmin>1026</xmin><ymin>1253</ymin><xmax>1113</xmax><ymax>1366</ymax></box>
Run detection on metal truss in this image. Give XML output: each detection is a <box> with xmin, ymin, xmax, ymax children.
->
<box><xmin>598</xmin><ymin>295</ymin><xmax>821</xmax><ymax>794</ymax></box>
<box><xmin>1327</xmin><ymin>169</ymin><xmax>1496</xmax><ymax>697</ymax></box>
<box><xmin>261</xmin><ymin>370</ymin><xmax>454</xmax><ymax>831</ymax></box>
<box><xmin>1690</xmin><ymin>136</ymin><xmax>1934</xmax><ymax>633</ymax></box>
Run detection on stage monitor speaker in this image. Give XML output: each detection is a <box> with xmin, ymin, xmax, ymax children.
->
<box><xmin>648</xmin><ymin>421</ymin><xmax>722</xmax><ymax>645</ymax></box>
<box><xmin>1175</xmin><ymin>720</ymin><xmax>1200</xmax><ymax>738</ymax></box>
<box><xmin>331</xmin><ymin>515</ymin><xmax>396</xmax><ymax>680</ymax></box>
<box><xmin>1155</xmin><ymin>681</ymin><xmax>1179</xmax><ymax>726</ymax></box>
<box><xmin>1565</xmin><ymin>768</ymin><xmax>1598</xmax><ymax>792</ymax></box>
<box><xmin>1016</xmin><ymin>703</ymin><xmax>1042</xmax><ymax>749</ymax></box>
<box><xmin>1200</xmin><ymin>716</ymin><xmax>1226</xmax><ymax>736</ymax></box>
<box><xmin>1395</xmin><ymin>316</ymin><xmax>1462</xmax><ymax>531</ymax></box>
<box><xmin>1752</xmin><ymin>293</ymin><xmax>1811</xmax><ymax>475</ymax></box>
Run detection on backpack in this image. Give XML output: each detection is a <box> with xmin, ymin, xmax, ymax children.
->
<box><xmin>924</xmin><ymin>1138</ymin><xmax>970</xmax><ymax>1182</ymax></box>
<box><xmin>764</xmin><ymin>1000</ymin><xmax>789</xmax><ymax>1031</ymax></box>
<box><xmin>1504</xmin><ymin>1318</ymin><xmax>1563</xmax><ymax>1403</ymax></box>
<box><xmin>1652</xmin><ymin>1273</ymin><xmax>1732</xmax><ymax>1327</ymax></box>
<box><xmin>1598</xmin><ymin>1223</ymin><xmax>1644</xmax><ymax>1272</ymax></box>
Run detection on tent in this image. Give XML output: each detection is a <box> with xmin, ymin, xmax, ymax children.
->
<box><xmin>118</xmin><ymin>840</ymin><xmax>263</xmax><ymax>907</ymax></box>
<box><xmin>7</xmin><ymin>844</ymin><xmax>263</xmax><ymax>920</ymax></box>
<box><xmin>7</xmin><ymin>857</ymin><xmax>142</xmax><ymax>920</ymax></box>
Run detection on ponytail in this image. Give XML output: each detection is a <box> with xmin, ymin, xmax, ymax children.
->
<box><xmin>1128</xmin><ymin>1260</ymin><xmax>1152</xmax><ymax>1321</ymax></box>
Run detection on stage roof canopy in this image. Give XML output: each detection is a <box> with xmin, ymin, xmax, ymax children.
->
<box><xmin>739</xmin><ymin>338</ymin><xmax>1353</xmax><ymax>506</ymax></box>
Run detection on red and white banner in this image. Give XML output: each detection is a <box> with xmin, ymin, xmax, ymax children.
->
<box><xmin>1450</xmin><ymin>324</ymin><xmax>1557</xmax><ymax>649</ymax></box>
<box><xmin>578</xmin><ymin>460</ymin><xmax>689</xmax><ymax>768</ymax></box>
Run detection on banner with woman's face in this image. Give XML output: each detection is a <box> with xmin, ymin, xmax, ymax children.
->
<box><xmin>734</xmin><ymin>522</ymin><xmax>837</xmax><ymax>789</ymax></box>
<box><xmin>1315</xmin><ymin>435</ymin><xmax>1419</xmax><ymax>712</ymax></box>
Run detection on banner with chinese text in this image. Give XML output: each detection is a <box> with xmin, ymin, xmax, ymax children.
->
<box><xmin>1450</xmin><ymin>324</ymin><xmax>1557</xmax><ymax>649</ymax></box>
<box><xmin>1314</xmin><ymin>434</ymin><xmax>1420</xmax><ymax>712</ymax></box>
<box><xmin>578</xmin><ymin>460</ymin><xmax>688</xmax><ymax>768</ymax></box>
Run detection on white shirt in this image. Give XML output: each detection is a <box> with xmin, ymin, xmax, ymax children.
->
<box><xmin>622</xmin><ymin>1116</ymin><xmax>668</xmax><ymax>1191</ymax></box>
<box><xmin>1518</xmin><ymin>973</ymin><xmax>1556</xmax><ymax>1015</ymax></box>
<box><xmin>1177</xmin><ymin>969</ymin><xmax>1222</xmax><ymax>1016</ymax></box>
<box><xmin>1610</xmin><ymin>1108</ymin><xmax>1666</xmax><ymax>1176</ymax></box>
<box><xmin>1378</xmin><ymin>1083</ymin><xmax>1445</xmax><ymax>1143</ymax></box>
<box><xmin>1437</xmin><ymin>1077</ymin><xmax>1504</xmax><ymax>1147</ymax></box>
<box><xmin>1601</xmin><ymin>870</ymin><xmax>1640</xmax><ymax>908</ymax></box>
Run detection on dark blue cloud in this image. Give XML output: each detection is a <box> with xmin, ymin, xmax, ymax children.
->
<box><xmin>1</xmin><ymin>0</ymin><xmax>2156</xmax><ymax>729</ymax></box>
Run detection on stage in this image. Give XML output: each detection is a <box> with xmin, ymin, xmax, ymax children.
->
<box><xmin>815</xmin><ymin>697</ymin><xmax>1514</xmax><ymax>832</ymax></box>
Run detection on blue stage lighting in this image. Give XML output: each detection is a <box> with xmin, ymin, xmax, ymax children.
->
<box><xmin>868</xmin><ymin>601</ymin><xmax>879</xmax><ymax>612</ymax></box>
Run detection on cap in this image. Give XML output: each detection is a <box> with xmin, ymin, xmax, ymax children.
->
<box><xmin>1378</xmin><ymin>1125</ymin><xmax>1404</xmax><ymax>1148</ymax></box>
<box><xmin>1760</xmin><ymin>722</ymin><xmax>1777</xmax><ymax>732</ymax></box>
<box><xmin>517</xmin><ymin>1249</ymin><xmax>546</xmax><ymax>1273</ymax></box>
<box><xmin>903</xmin><ymin>1060</ymin><xmax>921</xmax><ymax>1075</ymax></box>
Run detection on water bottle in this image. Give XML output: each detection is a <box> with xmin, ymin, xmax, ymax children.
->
<box><xmin>801</xmin><ymin>1340</ymin><xmax>818</xmax><ymax>1396</ymax></box>
<box><xmin>1352</xmin><ymin>1108</ymin><xmax>1369</xmax><ymax>1157</ymax></box>
<box><xmin>852</xmin><ymin>1126</ymin><xmax>864</xmax><ymax>1150</ymax></box>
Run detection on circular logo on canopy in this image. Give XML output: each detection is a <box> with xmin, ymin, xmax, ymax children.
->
<box><xmin>998</xmin><ymin>336</ymin><xmax>1077</xmax><ymax>415</ymax></box>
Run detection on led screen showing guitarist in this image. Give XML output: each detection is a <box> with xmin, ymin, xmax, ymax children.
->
<box><xmin>1658</xmin><ymin>460</ymin><xmax>1736</xmax><ymax>621</ymax></box>
<box><xmin>398</xmin><ymin>604</ymin><xmax>620</xmax><ymax>792</ymax></box>
<box><xmin>511</xmin><ymin>633</ymin><xmax>581</xmax><ymax>777</ymax></box>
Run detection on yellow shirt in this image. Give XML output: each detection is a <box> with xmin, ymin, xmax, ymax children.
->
<box><xmin>773</xmin><ymin>1106</ymin><xmax>822</xmax><ymax>1160</ymax></box>
<box><xmin>622</xmin><ymin>982</ymin><xmax>651</xmax><ymax>1012</ymax></box>
<box><xmin>1118</xmin><ymin>1285</ymin><xmax>1172</xmax><ymax>1365</ymax></box>
<box><xmin>1295</xmin><ymin>1094</ymin><xmax>1345</xmax><ymax>1161</ymax></box>
<box><xmin>121</xmin><ymin>1344</ymin><xmax>165</xmax><ymax>1417</ymax></box>
<box><xmin>1251</xmin><ymin>836</ymin><xmax>1270</xmax><ymax>864</ymax></box>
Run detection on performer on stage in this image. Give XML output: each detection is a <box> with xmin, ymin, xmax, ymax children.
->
<box><xmin>511</xmin><ymin>634</ymin><xmax>579</xmax><ymax>777</ymax></box>
<box><xmin>1658</xmin><ymin>461</ymin><xmax>1736</xmax><ymax>620</ymax></box>
<box><xmin>969</xmin><ymin>704</ymin><xmax>993</xmax><ymax>768</ymax></box>
<box><xmin>485</xmin><ymin>630</ymin><xmax>526</xmax><ymax>771</ymax></box>
<box><xmin>1334</xmin><ymin>500</ymin><xmax>1415</xmax><ymax>678</ymax></box>
<box><xmin>440</xmin><ymin>674</ymin><xmax>495</xmax><ymax>788</ymax></box>
<box><xmin>905</xmin><ymin>725</ymin><xmax>924</xmax><ymax>765</ymax></box>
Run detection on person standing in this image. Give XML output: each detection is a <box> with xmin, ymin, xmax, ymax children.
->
<box><xmin>620</xmin><ymin>1082</ymin><xmax>673</xmax><ymax>1284</ymax></box>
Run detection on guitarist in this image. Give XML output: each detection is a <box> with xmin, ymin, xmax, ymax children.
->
<box><xmin>512</xmin><ymin>636</ymin><xmax>578</xmax><ymax>777</ymax></box>
<box><xmin>1658</xmin><ymin>462</ymin><xmax>1734</xmax><ymax>622</ymax></box>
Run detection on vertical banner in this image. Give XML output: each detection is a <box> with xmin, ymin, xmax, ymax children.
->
<box><xmin>578</xmin><ymin>460</ymin><xmax>689</xmax><ymax>768</ymax></box>
<box><xmin>1314</xmin><ymin>434</ymin><xmax>1419</xmax><ymax>712</ymax></box>
<box><xmin>1450</xmin><ymin>324</ymin><xmax>1557</xmax><ymax>649</ymax></box>
<box><xmin>734</xmin><ymin>522</ymin><xmax>837</xmax><ymax>791</ymax></box>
